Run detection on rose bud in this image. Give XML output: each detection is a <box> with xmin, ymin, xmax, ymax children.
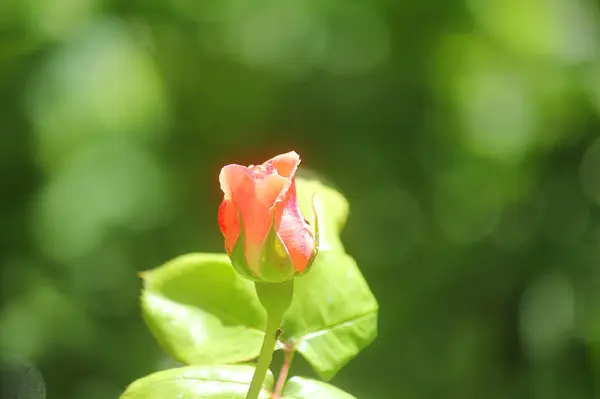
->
<box><xmin>218</xmin><ymin>151</ymin><xmax>319</xmax><ymax>283</ymax></box>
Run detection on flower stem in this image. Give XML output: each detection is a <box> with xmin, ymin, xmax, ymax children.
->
<box><xmin>245</xmin><ymin>314</ymin><xmax>282</xmax><ymax>399</ymax></box>
<box><xmin>246</xmin><ymin>281</ymin><xmax>294</xmax><ymax>399</ymax></box>
<box><xmin>272</xmin><ymin>345</ymin><xmax>295</xmax><ymax>399</ymax></box>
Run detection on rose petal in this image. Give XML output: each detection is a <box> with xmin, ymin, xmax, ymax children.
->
<box><xmin>219</xmin><ymin>164</ymin><xmax>248</xmax><ymax>200</ymax></box>
<box><xmin>267</xmin><ymin>151</ymin><xmax>300</xmax><ymax>178</ymax></box>
<box><xmin>253</xmin><ymin>172</ymin><xmax>288</xmax><ymax>211</ymax></box>
<box><xmin>275</xmin><ymin>180</ymin><xmax>315</xmax><ymax>272</ymax></box>
<box><xmin>218</xmin><ymin>199</ymin><xmax>239</xmax><ymax>255</ymax></box>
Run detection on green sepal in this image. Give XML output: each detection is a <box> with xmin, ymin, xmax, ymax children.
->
<box><xmin>257</xmin><ymin>216</ymin><xmax>297</xmax><ymax>283</ymax></box>
<box><xmin>230</xmin><ymin>205</ymin><xmax>297</xmax><ymax>283</ymax></box>
<box><xmin>230</xmin><ymin>206</ymin><xmax>261</xmax><ymax>281</ymax></box>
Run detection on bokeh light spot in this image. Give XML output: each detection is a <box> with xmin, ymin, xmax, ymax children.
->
<box><xmin>520</xmin><ymin>272</ymin><xmax>575</xmax><ymax>361</ymax></box>
<box><xmin>467</xmin><ymin>0</ymin><xmax>599</xmax><ymax>63</ymax></box>
<box><xmin>35</xmin><ymin>139</ymin><xmax>172</xmax><ymax>264</ymax></box>
<box><xmin>26</xmin><ymin>18</ymin><xmax>169</xmax><ymax>171</ymax></box>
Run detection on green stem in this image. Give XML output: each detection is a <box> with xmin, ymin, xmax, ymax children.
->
<box><xmin>245</xmin><ymin>280</ymin><xmax>294</xmax><ymax>399</ymax></box>
<box><xmin>245</xmin><ymin>314</ymin><xmax>282</xmax><ymax>399</ymax></box>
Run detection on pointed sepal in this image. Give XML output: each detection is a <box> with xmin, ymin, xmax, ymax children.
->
<box><xmin>257</xmin><ymin>216</ymin><xmax>297</xmax><ymax>283</ymax></box>
<box><xmin>298</xmin><ymin>194</ymin><xmax>320</xmax><ymax>276</ymax></box>
<box><xmin>230</xmin><ymin>205</ymin><xmax>261</xmax><ymax>281</ymax></box>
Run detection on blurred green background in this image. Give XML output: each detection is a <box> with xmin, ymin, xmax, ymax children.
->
<box><xmin>2</xmin><ymin>0</ymin><xmax>600</xmax><ymax>398</ymax></box>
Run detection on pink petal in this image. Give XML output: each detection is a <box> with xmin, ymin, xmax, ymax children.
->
<box><xmin>219</xmin><ymin>164</ymin><xmax>248</xmax><ymax>200</ymax></box>
<box><xmin>275</xmin><ymin>180</ymin><xmax>315</xmax><ymax>272</ymax></box>
<box><xmin>267</xmin><ymin>151</ymin><xmax>300</xmax><ymax>178</ymax></box>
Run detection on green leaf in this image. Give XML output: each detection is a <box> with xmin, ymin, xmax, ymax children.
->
<box><xmin>282</xmin><ymin>377</ymin><xmax>358</xmax><ymax>399</ymax></box>
<box><xmin>282</xmin><ymin>178</ymin><xmax>378</xmax><ymax>380</ymax></box>
<box><xmin>120</xmin><ymin>365</ymin><xmax>273</xmax><ymax>399</ymax></box>
<box><xmin>141</xmin><ymin>253</ymin><xmax>267</xmax><ymax>365</ymax></box>
<box><xmin>283</xmin><ymin>250</ymin><xmax>378</xmax><ymax>381</ymax></box>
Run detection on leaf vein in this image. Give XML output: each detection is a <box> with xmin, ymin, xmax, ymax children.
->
<box><xmin>288</xmin><ymin>309</ymin><xmax>377</xmax><ymax>343</ymax></box>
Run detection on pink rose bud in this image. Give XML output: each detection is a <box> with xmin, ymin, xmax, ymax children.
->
<box><xmin>218</xmin><ymin>151</ymin><xmax>318</xmax><ymax>282</ymax></box>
